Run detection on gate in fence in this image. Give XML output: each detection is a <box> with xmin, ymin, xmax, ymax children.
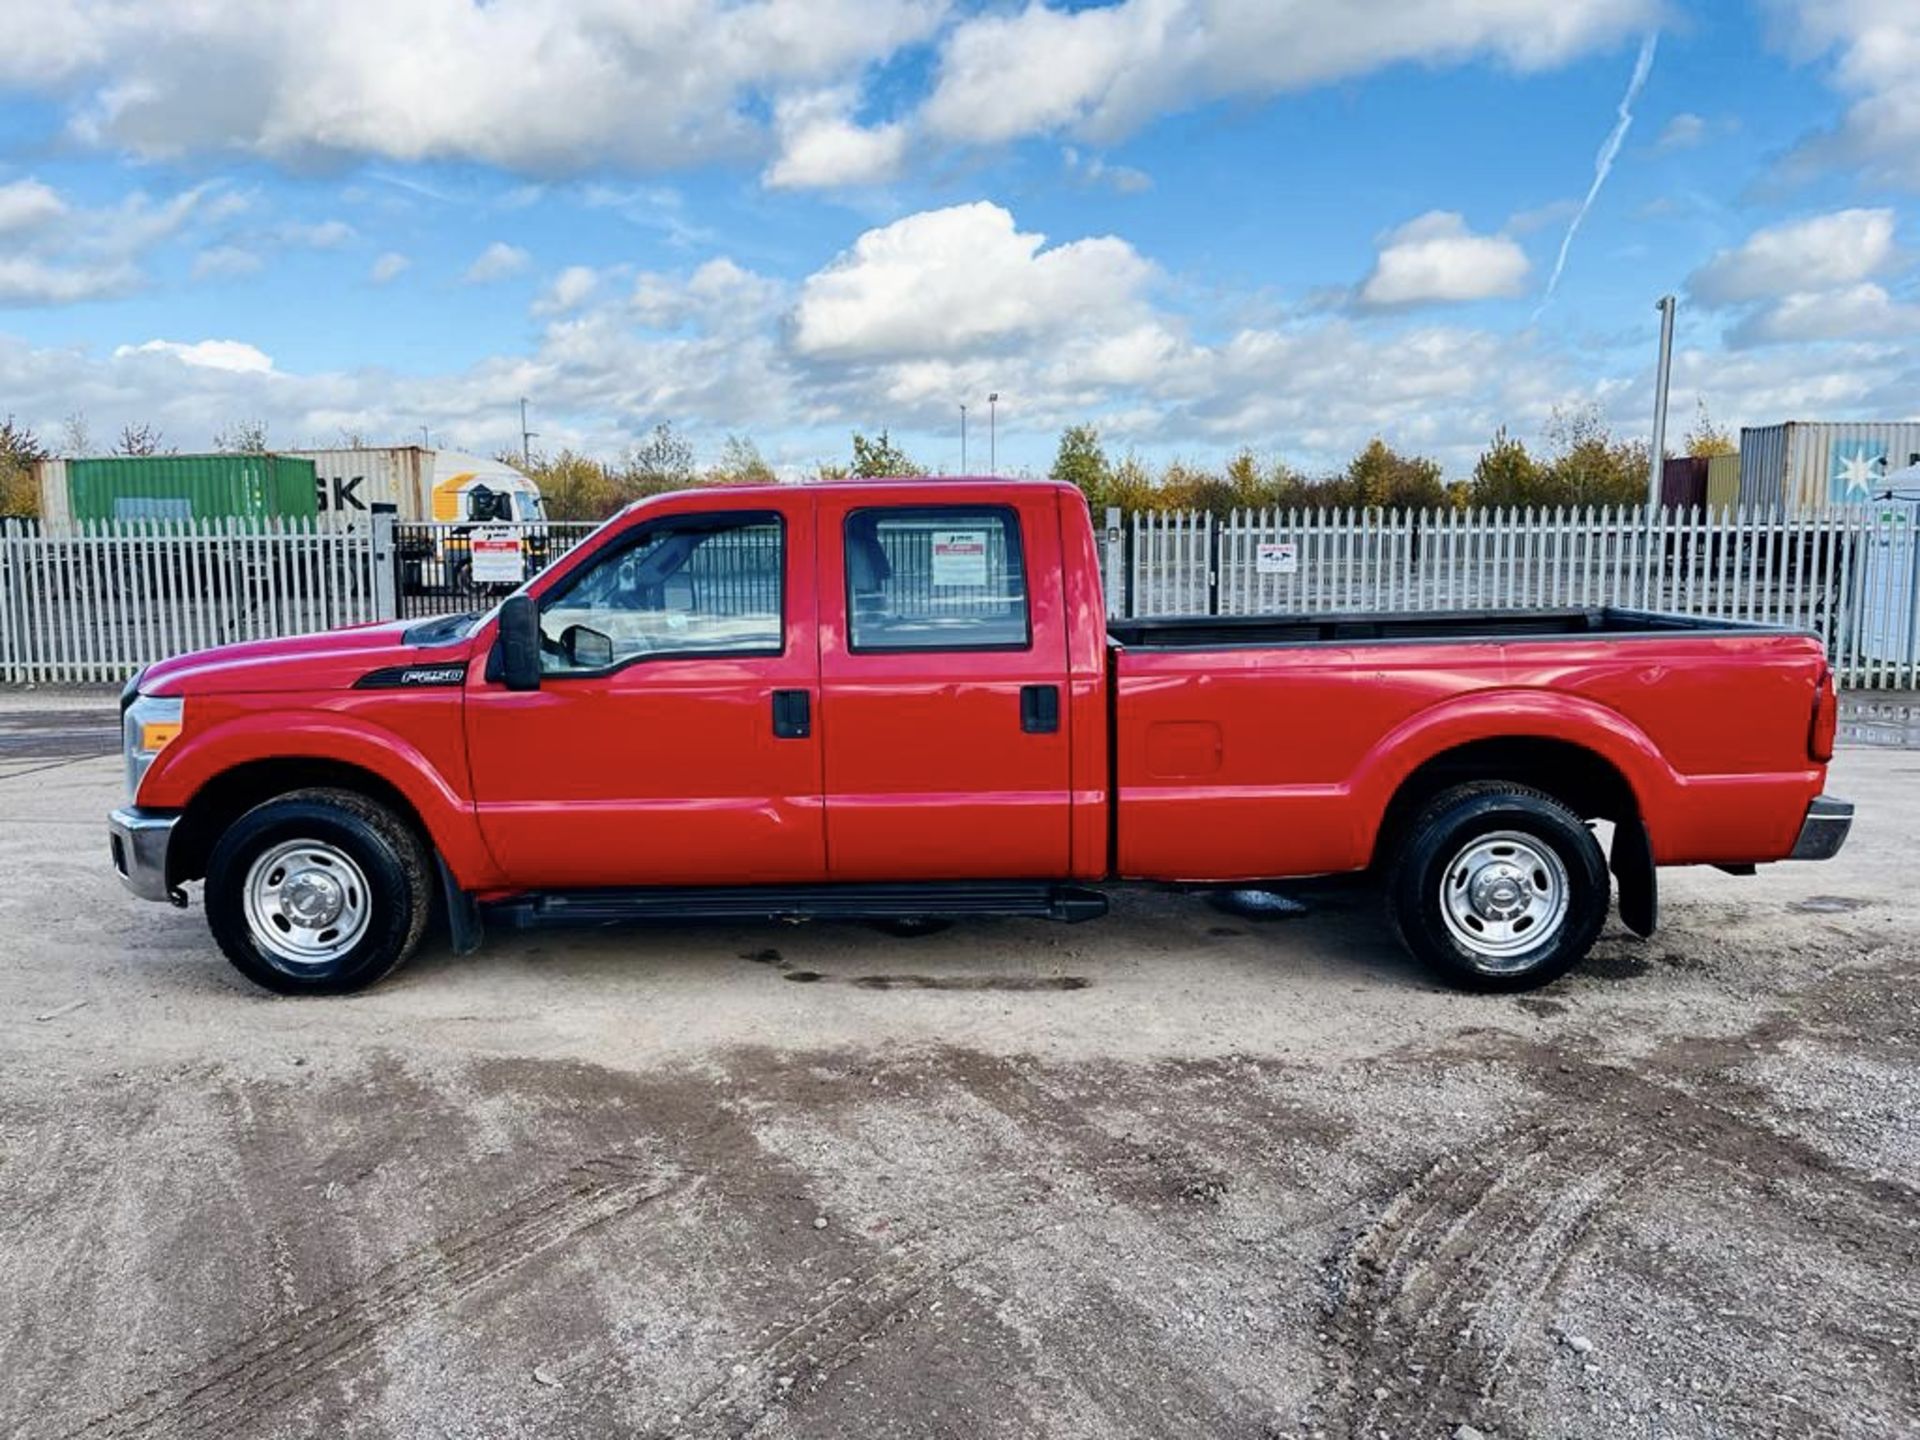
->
<box><xmin>390</xmin><ymin>519</ymin><xmax>601</xmax><ymax>619</ymax></box>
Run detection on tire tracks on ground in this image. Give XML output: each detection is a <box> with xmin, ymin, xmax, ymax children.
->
<box><xmin>63</xmin><ymin>1152</ymin><xmax>690</xmax><ymax>1440</ymax></box>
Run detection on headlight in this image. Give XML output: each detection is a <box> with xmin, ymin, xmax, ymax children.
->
<box><xmin>124</xmin><ymin>694</ymin><xmax>184</xmax><ymax>799</ymax></box>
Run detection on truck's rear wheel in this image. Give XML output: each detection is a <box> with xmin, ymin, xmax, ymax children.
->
<box><xmin>1390</xmin><ymin>783</ymin><xmax>1609</xmax><ymax>991</ymax></box>
<box><xmin>205</xmin><ymin>788</ymin><xmax>430</xmax><ymax>995</ymax></box>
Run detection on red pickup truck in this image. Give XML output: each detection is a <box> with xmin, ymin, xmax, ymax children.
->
<box><xmin>110</xmin><ymin>478</ymin><xmax>1851</xmax><ymax>995</ymax></box>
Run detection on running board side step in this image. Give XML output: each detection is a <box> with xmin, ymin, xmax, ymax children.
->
<box><xmin>487</xmin><ymin>882</ymin><xmax>1110</xmax><ymax>929</ymax></box>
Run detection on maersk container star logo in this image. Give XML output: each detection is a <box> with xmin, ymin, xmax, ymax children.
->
<box><xmin>1830</xmin><ymin>440</ymin><xmax>1886</xmax><ymax>503</ymax></box>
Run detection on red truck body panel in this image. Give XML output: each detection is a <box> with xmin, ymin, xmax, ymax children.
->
<box><xmin>1113</xmin><ymin>631</ymin><xmax>1827</xmax><ymax>881</ymax></box>
<box><xmin>134</xmin><ymin>478</ymin><xmax>1834</xmax><ymax>897</ymax></box>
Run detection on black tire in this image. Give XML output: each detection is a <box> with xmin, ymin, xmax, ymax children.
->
<box><xmin>205</xmin><ymin>788</ymin><xmax>431</xmax><ymax>995</ymax></box>
<box><xmin>1389</xmin><ymin>782</ymin><xmax>1609</xmax><ymax>992</ymax></box>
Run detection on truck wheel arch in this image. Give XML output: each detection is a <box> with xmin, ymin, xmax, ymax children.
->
<box><xmin>168</xmin><ymin>757</ymin><xmax>470</xmax><ymax>891</ymax></box>
<box><xmin>1368</xmin><ymin>734</ymin><xmax>1648</xmax><ymax>871</ymax></box>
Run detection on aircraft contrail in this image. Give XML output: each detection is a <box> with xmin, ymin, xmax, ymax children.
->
<box><xmin>1535</xmin><ymin>31</ymin><xmax>1659</xmax><ymax>319</ymax></box>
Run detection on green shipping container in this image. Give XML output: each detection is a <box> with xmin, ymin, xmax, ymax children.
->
<box><xmin>65</xmin><ymin>454</ymin><xmax>318</xmax><ymax>526</ymax></box>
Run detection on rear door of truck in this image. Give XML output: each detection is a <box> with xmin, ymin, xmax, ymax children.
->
<box><xmin>815</xmin><ymin>485</ymin><xmax>1073</xmax><ymax>879</ymax></box>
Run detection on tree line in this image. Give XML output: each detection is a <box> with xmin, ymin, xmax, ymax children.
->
<box><xmin>1049</xmin><ymin>401</ymin><xmax>1736</xmax><ymax>517</ymax></box>
<box><xmin>3</xmin><ymin>402</ymin><xmax>1739</xmax><ymax>522</ymax></box>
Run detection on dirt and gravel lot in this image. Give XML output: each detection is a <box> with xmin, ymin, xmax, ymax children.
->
<box><xmin>1</xmin><ymin>690</ymin><xmax>1915</xmax><ymax>1440</ymax></box>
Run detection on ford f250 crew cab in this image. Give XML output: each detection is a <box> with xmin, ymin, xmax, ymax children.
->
<box><xmin>109</xmin><ymin>478</ymin><xmax>1853</xmax><ymax>995</ymax></box>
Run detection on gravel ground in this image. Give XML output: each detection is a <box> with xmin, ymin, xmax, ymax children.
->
<box><xmin>0</xmin><ymin>693</ymin><xmax>1914</xmax><ymax>1440</ymax></box>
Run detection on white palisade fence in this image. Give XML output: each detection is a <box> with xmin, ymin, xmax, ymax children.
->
<box><xmin>1121</xmin><ymin>504</ymin><xmax>1920</xmax><ymax>689</ymax></box>
<box><xmin>0</xmin><ymin>519</ymin><xmax>382</xmax><ymax>684</ymax></box>
<box><xmin>4</xmin><ymin>505</ymin><xmax>1920</xmax><ymax>689</ymax></box>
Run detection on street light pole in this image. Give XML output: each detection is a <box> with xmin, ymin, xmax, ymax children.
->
<box><xmin>988</xmin><ymin>392</ymin><xmax>999</xmax><ymax>475</ymax></box>
<box><xmin>1648</xmin><ymin>295</ymin><xmax>1676</xmax><ymax>507</ymax></box>
<box><xmin>960</xmin><ymin>403</ymin><xmax>968</xmax><ymax>475</ymax></box>
<box><xmin>519</xmin><ymin>397</ymin><xmax>538</xmax><ymax>468</ymax></box>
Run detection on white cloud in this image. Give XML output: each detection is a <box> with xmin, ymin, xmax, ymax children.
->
<box><xmin>1772</xmin><ymin>0</ymin><xmax>1920</xmax><ymax>188</ymax></box>
<box><xmin>1655</xmin><ymin>111</ymin><xmax>1708</xmax><ymax>151</ymax></box>
<box><xmin>115</xmin><ymin>338</ymin><xmax>276</xmax><ymax>374</ymax></box>
<box><xmin>1507</xmin><ymin>199</ymin><xmax>1579</xmax><ymax>235</ymax></box>
<box><xmin>368</xmin><ymin>251</ymin><xmax>410</xmax><ymax>284</ymax></box>
<box><xmin>463</xmin><ymin>242</ymin><xmax>531</xmax><ymax>284</ymax></box>
<box><xmin>277</xmin><ymin>218</ymin><xmax>355</xmax><ymax>248</ymax></box>
<box><xmin>763</xmin><ymin>89</ymin><xmax>907</xmax><ymax>189</ymax></box>
<box><xmin>792</xmin><ymin>201</ymin><xmax>1158</xmax><ymax>360</ymax></box>
<box><xmin>3</xmin><ymin>198</ymin><xmax>1916</xmax><ymax>480</ymax></box>
<box><xmin>0</xmin><ymin>178</ymin><xmax>67</xmax><ymax>232</ymax></box>
<box><xmin>1688</xmin><ymin>209</ymin><xmax>1899</xmax><ymax>305</ymax></box>
<box><xmin>0</xmin><ymin>1</ymin><xmax>1681</xmax><ymax>182</ymax></box>
<box><xmin>1357</xmin><ymin>212</ymin><xmax>1531</xmax><ymax>308</ymax></box>
<box><xmin>192</xmin><ymin>245</ymin><xmax>264</xmax><ymax>280</ymax></box>
<box><xmin>1063</xmin><ymin>147</ymin><xmax>1152</xmax><ymax>194</ymax></box>
<box><xmin>922</xmin><ymin>0</ymin><xmax>1655</xmax><ymax>146</ymax></box>
<box><xmin>0</xmin><ymin>179</ymin><xmax>237</xmax><ymax>305</ymax></box>
<box><xmin>8</xmin><ymin>0</ymin><xmax>947</xmax><ymax>173</ymax></box>
<box><xmin>533</xmin><ymin>264</ymin><xmax>601</xmax><ymax>315</ymax></box>
<box><xmin>1727</xmin><ymin>282</ymin><xmax>1920</xmax><ymax>347</ymax></box>
<box><xmin>0</xmin><ymin>257</ymin><xmax>139</xmax><ymax>306</ymax></box>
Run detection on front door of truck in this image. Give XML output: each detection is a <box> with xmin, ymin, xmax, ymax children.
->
<box><xmin>463</xmin><ymin>497</ymin><xmax>824</xmax><ymax>887</ymax></box>
<box><xmin>816</xmin><ymin>488</ymin><xmax>1072</xmax><ymax>880</ymax></box>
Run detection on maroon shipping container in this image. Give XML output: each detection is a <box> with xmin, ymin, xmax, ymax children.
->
<box><xmin>1660</xmin><ymin>456</ymin><xmax>1710</xmax><ymax>510</ymax></box>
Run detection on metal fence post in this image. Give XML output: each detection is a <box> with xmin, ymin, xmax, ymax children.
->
<box><xmin>1102</xmin><ymin>506</ymin><xmax>1124</xmax><ymax>619</ymax></box>
<box><xmin>1206</xmin><ymin>512</ymin><xmax>1221</xmax><ymax>615</ymax></box>
<box><xmin>369</xmin><ymin>504</ymin><xmax>398</xmax><ymax>622</ymax></box>
<box><xmin>0</xmin><ymin>519</ymin><xmax>17</xmax><ymax>683</ymax></box>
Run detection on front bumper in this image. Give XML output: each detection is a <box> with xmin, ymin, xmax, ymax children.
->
<box><xmin>109</xmin><ymin>807</ymin><xmax>179</xmax><ymax>902</ymax></box>
<box><xmin>1789</xmin><ymin>795</ymin><xmax>1854</xmax><ymax>861</ymax></box>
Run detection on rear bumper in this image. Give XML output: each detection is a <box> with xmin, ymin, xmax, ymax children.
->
<box><xmin>1789</xmin><ymin>795</ymin><xmax>1853</xmax><ymax>861</ymax></box>
<box><xmin>108</xmin><ymin>807</ymin><xmax>179</xmax><ymax>902</ymax></box>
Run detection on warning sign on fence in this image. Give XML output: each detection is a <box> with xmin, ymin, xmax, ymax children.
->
<box><xmin>1255</xmin><ymin>541</ymin><xmax>1299</xmax><ymax>576</ymax></box>
<box><xmin>470</xmin><ymin>528</ymin><xmax>526</xmax><ymax>584</ymax></box>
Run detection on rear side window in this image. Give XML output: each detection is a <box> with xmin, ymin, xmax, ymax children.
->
<box><xmin>845</xmin><ymin>506</ymin><xmax>1029</xmax><ymax>652</ymax></box>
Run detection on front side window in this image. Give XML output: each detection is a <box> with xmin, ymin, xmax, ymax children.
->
<box><xmin>845</xmin><ymin>506</ymin><xmax>1029</xmax><ymax>652</ymax></box>
<box><xmin>539</xmin><ymin>514</ymin><xmax>783</xmax><ymax>672</ymax></box>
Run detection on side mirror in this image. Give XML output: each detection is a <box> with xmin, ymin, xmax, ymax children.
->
<box><xmin>561</xmin><ymin>624</ymin><xmax>615</xmax><ymax>670</ymax></box>
<box><xmin>498</xmin><ymin>594</ymin><xmax>542</xmax><ymax>692</ymax></box>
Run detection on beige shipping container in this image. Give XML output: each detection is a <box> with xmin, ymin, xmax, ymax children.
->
<box><xmin>30</xmin><ymin>459</ymin><xmax>71</xmax><ymax>530</ymax></box>
<box><xmin>286</xmin><ymin>446</ymin><xmax>433</xmax><ymax>527</ymax></box>
<box><xmin>1706</xmin><ymin>452</ymin><xmax>1740</xmax><ymax>511</ymax></box>
<box><xmin>286</xmin><ymin>446</ymin><xmax>544</xmax><ymax>528</ymax></box>
<box><xmin>1739</xmin><ymin>422</ymin><xmax>1920</xmax><ymax>512</ymax></box>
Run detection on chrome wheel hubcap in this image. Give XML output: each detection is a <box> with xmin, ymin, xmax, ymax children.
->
<box><xmin>1440</xmin><ymin>830</ymin><xmax>1569</xmax><ymax>971</ymax></box>
<box><xmin>243</xmin><ymin>840</ymin><xmax>372</xmax><ymax>968</ymax></box>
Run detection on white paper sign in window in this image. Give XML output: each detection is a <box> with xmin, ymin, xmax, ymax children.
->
<box><xmin>930</xmin><ymin>530</ymin><xmax>991</xmax><ymax>587</ymax></box>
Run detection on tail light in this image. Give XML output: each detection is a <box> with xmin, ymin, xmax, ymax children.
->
<box><xmin>1809</xmin><ymin>669</ymin><xmax>1838</xmax><ymax>763</ymax></box>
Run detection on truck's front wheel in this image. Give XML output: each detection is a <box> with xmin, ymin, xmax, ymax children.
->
<box><xmin>205</xmin><ymin>788</ymin><xmax>431</xmax><ymax>995</ymax></box>
<box><xmin>1390</xmin><ymin>783</ymin><xmax>1609</xmax><ymax>991</ymax></box>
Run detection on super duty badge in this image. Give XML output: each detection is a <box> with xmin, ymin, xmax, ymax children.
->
<box><xmin>355</xmin><ymin>664</ymin><xmax>469</xmax><ymax>689</ymax></box>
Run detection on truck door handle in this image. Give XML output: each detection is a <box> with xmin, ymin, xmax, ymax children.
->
<box><xmin>1019</xmin><ymin>684</ymin><xmax>1060</xmax><ymax>734</ymax></box>
<box><xmin>772</xmin><ymin>690</ymin><xmax>811</xmax><ymax>739</ymax></box>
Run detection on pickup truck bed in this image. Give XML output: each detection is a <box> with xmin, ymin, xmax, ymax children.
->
<box><xmin>1109</xmin><ymin>606</ymin><xmax>1773</xmax><ymax>648</ymax></box>
<box><xmin>109</xmin><ymin>478</ymin><xmax>1851</xmax><ymax>997</ymax></box>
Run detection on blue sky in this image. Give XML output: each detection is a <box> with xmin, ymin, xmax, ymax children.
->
<box><xmin>0</xmin><ymin>0</ymin><xmax>1915</xmax><ymax>479</ymax></box>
